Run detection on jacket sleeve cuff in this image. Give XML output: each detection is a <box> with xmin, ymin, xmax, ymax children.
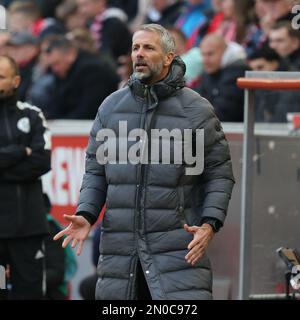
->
<box><xmin>201</xmin><ymin>217</ymin><xmax>223</xmax><ymax>233</ymax></box>
<box><xmin>76</xmin><ymin>211</ymin><xmax>98</xmax><ymax>226</ymax></box>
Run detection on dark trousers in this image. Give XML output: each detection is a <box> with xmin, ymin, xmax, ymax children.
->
<box><xmin>0</xmin><ymin>236</ymin><xmax>45</xmax><ymax>300</ymax></box>
<box><xmin>79</xmin><ymin>273</ymin><xmax>98</xmax><ymax>300</ymax></box>
<box><xmin>136</xmin><ymin>259</ymin><xmax>152</xmax><ymax>300</ymax></box>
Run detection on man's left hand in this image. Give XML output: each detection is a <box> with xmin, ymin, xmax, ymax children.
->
<box><xmin>184</xmin><ymin>223</ymin><xmax>215</xmax><ymax>266</ymax></box>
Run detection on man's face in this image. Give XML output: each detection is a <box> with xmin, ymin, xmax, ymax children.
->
<box><xmin>201</xmin><ymin>41</ymin><xmax>224</xmax><ymax>74</ymax></box>
<box><xmin>248</xmin><ymin>57</ymin><xmax>279</xmax><ymax>71</ymax></box>
<box><xmin>131</xmin><ymin>30</ymin><xmax>173</xmax><ymax>84</ymax></box>
<box><xmin>0</xmin><ymin>59</ymin><xmax>20</xmax><ymax>100</ymax></box>
<box><xmin>46</xmin><ymin>49</ymin><xmax>74</xmax><ymax>79</ymax></box>
<box><xmin>269</xmin><ymin>27</ymin><xmax>299</xmax><ymax>57</ymax></box>
<box><xmin>76</xmin><ymin>0</ymin><xmax>105</xmax><ymax>21</ymax></box>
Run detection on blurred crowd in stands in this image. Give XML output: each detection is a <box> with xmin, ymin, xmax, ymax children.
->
<box><xmin>0</xmin><ymin>0</ymin><xmax>299</xmax><ymax>123</ymax></box>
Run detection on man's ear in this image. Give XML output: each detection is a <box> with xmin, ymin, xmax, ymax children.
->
<box><xmin>164</xmin><ymin>52</ymin><xmax>175</xmax><ymax>67</ymax></box>
<box><xmin>13</xmin><ymin>75</ymin><xmax>21</xmax><ymax>89</ymax></box>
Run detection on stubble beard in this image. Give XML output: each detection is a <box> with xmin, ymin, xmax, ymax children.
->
<box><xmin>133</xmin><ymin>60</ymin><xmax>164</xmax><ymax>83</ymax></box>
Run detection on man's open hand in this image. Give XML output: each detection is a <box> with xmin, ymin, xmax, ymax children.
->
<box><xmin>184</xmin><ymin>223</ymin><xmax>215</xmax><ymax>266</ymax></box>
<box><xmin>53</xmin><ymin>215</ymin><xmax>92</xmax><ymax>256</ymax></box>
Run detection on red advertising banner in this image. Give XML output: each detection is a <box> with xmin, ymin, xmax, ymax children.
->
<box><xmin>43</xmin><ymin>120</ymin><xmax>106</xmax><ymax>226</ymax></box>
<box><xmin>42</xmin><ymin>136</ymin><xmax>88</xmax><ymax>225</ymax></box>
<box><xmin>42</xmin><ymin>135</ymin><xmax>105</xmax><ymax>227</ymax></box>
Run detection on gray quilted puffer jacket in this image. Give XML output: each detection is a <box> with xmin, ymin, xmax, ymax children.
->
<box><xmin>76</xmin><ymin>57</ymin><xmax>235</xmax><ymax>300</ymax></box>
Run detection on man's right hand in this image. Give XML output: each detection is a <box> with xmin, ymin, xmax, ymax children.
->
<box><xmin>53</xmin><ymin>215</ymin><xmax>92</xmax><ymax>256</ymax></box>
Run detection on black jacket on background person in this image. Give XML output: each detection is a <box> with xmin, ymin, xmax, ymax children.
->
<box><xmin>76</xmin><ymin>57</ymin><xmax>235</xmax><ymax>300</ymax></box>
<box><xmin>197</xmin><ymin>60</ymin><xmax>248</xmax><ymax>122</ymax></box>
<box><xmin>100</xmin><ymin>17</ymin><xmax>132</xmax><ymax>61</ymax></box>
<box><xmin>46</xmin><ymin>50</ymin><xmax>119</xmax><ymax>120</ymax></box>
<box><xmin>285</xmin><ymin>48</ymin><xmax>300</xmax><ymax>71</ymax></box>
<box><xmin>0</xmin><ymin>96</ymin><xmax>51</xmax><ymax>238</ymax></box>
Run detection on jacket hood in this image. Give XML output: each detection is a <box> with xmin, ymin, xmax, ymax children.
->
<box><xmin>128</xmin><ymin>55</ymin><xmax>186</xmax><ymax>103</ymax></box>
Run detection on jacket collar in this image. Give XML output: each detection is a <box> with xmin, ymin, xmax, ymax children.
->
<box><xmin>128</xmin><ymin>56</ymin><xmax>186</xmax><ymax>108</ymax></box>
<box><xmin>0</xmin><ymin>94</ymin><xmax>18</xmax><ymax>111</ymax></box>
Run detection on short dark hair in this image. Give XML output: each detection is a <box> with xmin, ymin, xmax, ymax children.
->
<box><xmin>248</xmin><ymin>46</ymin><xmax>280</xmax><ymax>62</ymax></box>
<box><xmin>43</xmin><ymin>35</ymin><xmax>75</xmax><ymax>54</ymax></box>
<box><xmin>271</xmin><ymin>20</ymin><xmax>300</xmax><ymax>40</ymax></box>
<box><xmin>0</xmin><ymin>55</ymin><xmax>20</xmax><ymax>76</ymax></box>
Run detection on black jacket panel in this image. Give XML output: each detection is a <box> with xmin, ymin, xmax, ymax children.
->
<box><xmin>0</xmin><ymin>99</ymin><xmax>51</xmax><ymax>238</ymax></box>
<box><xmin>198</xmin><ymin>61</ymin><xmax>248</xmax><ymax>122</ymax></box>
<box><xmin>47</xmin><ymin>51</ymin><xmax>119</xmax><ymax>120</ymax></box>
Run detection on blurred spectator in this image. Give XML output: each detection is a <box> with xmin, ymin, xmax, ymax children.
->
<box><xmin>7</xmin><ymin>0</ymin><xmax>65</xmax><ymax>39</ymax></box>
<box><xmin>41</xmin><ymin>36</ymin><xmax>119</xmax><ymax>119</ymax></box>
<box><xmin>56</xmin><ymin>0</ymin><xmax>86</xmax><ymax>31</ymax></box>
<box><xmin>109</xmin><ymin>0</ymin><xmax>149</xmax><ymax>31</ymax></box>
<box><xmin>269</xmin><ymin>21</ymin><xmax>300</xmax><ymax>70</ymax></box>
<box><xmin>34</xmin><ymin>0</ymin><xmax>64</xmax><ymax>18</ymax></box>
<box><xmin>0</xmin><ymin>33</ymin><xmax>11</xmax><ymax>51</ymax></box>
<box><xmin>65</xmin><ymin>27</ymin><xmax>118</xmax><ymax>79</ymax></box>
<box><xmin>0</xmin><ymin>0</ymin><xmax>12</xmax><ymax>6</ymax></box>
<box><xmin>211</xmin><ymin>0</ymin><xmax>263</xmax><ymax>56</ymax></box>
<box><xmin>116</xmin><ymin>54</ymin><xmax>133</xmax><ymax>88</ymax></box>
<box><xmin>196</xmin><ymin>34</ymin><xmax>247</xmax><ymax>122</ymax></box>
<box><xmin>168</xmin><ymin>26</ymin><xmax>187</xmax><ymax>56</ymax></box>
<box><xmin>256</xmin><ymin>0</ymin><xmax>295</xmax><ymax>35</ymax></box>
<box><xmin>168</xmin><ymin>26</ymin><xmax>203</xmax><ymax>88</ymax></box>
<box><xmin>109</xmin><ymin>0</ymin><xmax>139</xmax><ymax>22</ymax></box>
<box><xmin>66</xmin><ymin>27</ymin><xmax>98</xmax><ymax>53</ymax></box>
<box><xmin>146</xmin><ymin>0</ymin><xmax>184</xmax><ymax>27</ymax></box>
<box><xmin>248</xmin><ymin>44</ymin><xmax>282</xmax><ymax>71</ymax></box>
<box><xmin>248</xmin><ymin>45</ymin><xmax>300</xmax><ymax>122</ymax></box>
<box><xmin>175</xmin><ymin>0</ymin><xmax>212</xmax><ymax>49</ymax></box>
<box><xmin>25</xmin><ymin>36</ymin><xmax>57</xmax><ymax>113</ymax></box>
<box><xmin>207</xmin><ymin>0</ymin><xmax>225</xmax><ymax>34</ymax></box>
<box><xmin>127</xmin><ymin>0</ymin><xmax>150</xmax><ymax>32</ymax></box>
<box><xmin>76</xmin><ymin>0</ymin><xmax>132</xmax><ymax>61</ymax></box>
<box><xmin>5</xmin><ymin>32</ymin><xmax>40</xmax><ymax>102</ymax></box>
<box><xmin>211</xmin><ymin>0</ymin><xmax>257</xmax><ymax>42</ymax></box>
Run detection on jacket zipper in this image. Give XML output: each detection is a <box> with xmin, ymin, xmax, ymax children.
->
<box><xmin>129</xmin><ymin>87</ymin><xmax>148</xmax><ymax>299</ymax></box>
<box><xmin>130</xmin><ymin>86</ymin><xmax>159</xmax><ymax>299</ymax></box>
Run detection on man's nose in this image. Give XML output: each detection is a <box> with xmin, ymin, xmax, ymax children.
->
<box><xmin>136</xmin><ymin>48</ymin><xmax>145</xmax><ymax>58</ymax></box>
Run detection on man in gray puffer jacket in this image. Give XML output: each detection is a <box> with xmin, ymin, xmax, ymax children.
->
<box><xmin>54</xmin><ymin>24</ymin><xmax>235</xmax><ymax>300</ymax></box>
